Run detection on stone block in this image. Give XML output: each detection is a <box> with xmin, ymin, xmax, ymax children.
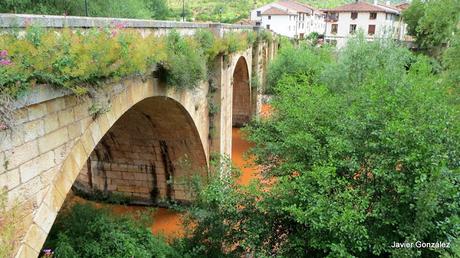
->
<box><xmin>43</xmin><ymin>184</ymin><xmax>65</xmax><ymax>213</ymax></box>
<box><xmin>0</xmin><ymin>168</ymin><xmax>20</xmax><ymax>190</ymax></box>
<box><xmin>53</xmin><ymin>169</ymin><xmax>74</xmax><ymax>199</ymax></box>
<box><xmin>33</xmin><ymin>202</ymin><xmax>57</xmax><ymax>233</ymax></box>
<box><xmin>117</xmin><ymin>185</ymin><xmax>135</xmax><ymax>192</ymax></box>
<box><xmin>61</xmin><ymin>155</ymin><xmax>79</xmax><ymax>182</ymax></box>
<box><xmin>19</xmin><ymin>151</ymin><xmax>55</xmax><ymax>183</ymax></box>
<box><xmin>65</xmin><ymin>95</ymin><xmax>79</xmax><ymax>108</ymax></box>
<box><xmin>46</xmin><ymin>98</ymin><xmax>65</xmax><ymax>113</ymax></box>
<box><xmin>97</xmin><ymin>113</ymin><xmax>111</xmax><ymax>134</ymax></box>
<box><xmin>58</xmin><ymin>108</ymin><xmax>75</xmax><ymax>127</ymax></box>
<box><xmin>8</xmin><ymin>140</ymin><xmax>39</xmax><ymax>169</ymax></box>
<box><xmin>134</xmin><ymin>173</ymin><xmax>148</xmax><ymax>181</ymax></box>
<box><xmin>27</xmin><ymin>103</ymin><xmax>47</xmax><ymax>120</ymax></box>
<box><xmin>23</xmin><ymin>119</ymin><xmax>45</xmax><ymax>142</ymax></box>
<box><xmin>22</xmin><ymin>223</ymin><xmax>47</xmax><ymax>253</ymax></box>
<box><xmin>38</xmin><ymin>127</ymin><xmax>68</xmax><ymax>154</ymax></box>
<box><xmin>89</xmin><ymin>123</ymin><xmax>103</xmax><ymax>145</ymax></box>
<box><xmin>68</xmin><ymin>122</ymin><xmax>82</xmax><ymax>139</ymax></box>
<box><xmin>69</xmin><ymin>141</ymin><xmax>88</xmax><ymax>171</ymax></box>
<box><xmin>14</xmin><ymin>243</ymin><xmax>39</xmax><ymax>258</ymax></box>
<box><xmin>80</xmin><ymin>132</ymin><xmax>95</xmax><ymax>155</ymax></box>
<box><xmin>53</xmin><ymin>143</ymin><xmax>71</xmax><ymax>166</ymax></box>
<box><xmin>106</xmin><ymin>171</ymin><xmax>122</xmax><ymax>179</ymax></box>
<box><xmin>122</xmin><ymin>172</ymin><xmax>136</xmax><ymax>180</ymax></box>
<box><xmin>44</xmin><ymin>113</ymin><xmax>59</xmax><ymax>134</ymax></box>
<box><xmin>73</xmin><ymin>101</ymin><xmax>90</xmax><ymax>121</ymax></box>
<box><xmin>79</xmin><ymin>117</ymin><xmax>93</xmax><ymax>132</ymax></box>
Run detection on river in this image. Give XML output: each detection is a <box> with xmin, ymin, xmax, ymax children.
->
<box><xmin>67</xmin><ymin>125</ymin><xmax>259</xmax><ymax>239</ymax></box>
<box><xmin>68</xmin><ymin>104</ymin><xmax>272</xmax><ymax>239</ymax></box>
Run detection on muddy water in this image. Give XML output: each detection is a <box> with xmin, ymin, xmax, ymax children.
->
<box><xmin>70</xmin><ymin>106</ymin><xmax>269</xmax><ymax>239</ymax></box>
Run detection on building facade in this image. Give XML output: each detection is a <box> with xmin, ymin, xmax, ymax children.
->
<box><xmin>323</xmin><ymin>1</ymin><xmax>407</xmax><ymax>48</ymax></box>
<box><xmin>250</xmin><ymin>0</ymin><xmax>325</xmax><ymax>39</ymax></box>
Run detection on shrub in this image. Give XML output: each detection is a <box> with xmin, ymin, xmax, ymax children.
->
<box><xmin>0</xmin><ymin>26</ymin><xmax>266</xmax><ymax>98</ymax></box>
<box><xmin>43</xmin><ymin>203</ymin><xmax>179</xmax><ymax>258</ymax></box>
<box><xmin>162</xmin><ymin>30</ymin><xmax>207</xmax><ymax>90</ymax></box>
<box><xmin>177</xmin><ymin>37</ymin><xmax>460</xmax><ymax>257</ymax></box>
<box><xmin>266</xmin><ymin>40</ymin><xmax>333</xmax><ymax>94</ymax></box>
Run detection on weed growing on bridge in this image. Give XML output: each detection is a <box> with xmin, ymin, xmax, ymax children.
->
<box><xmin>0</xmin><ymin>25</ymin><xmax>268</xmax><ymax>127</ymax></box>
<box><xmin>0</xmin><ymin>188</ymin><xmax>21</xmax><ymax>258</ymax></box>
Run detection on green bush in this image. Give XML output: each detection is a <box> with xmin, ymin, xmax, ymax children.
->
<box><xmin>44</xmin><ymin>203</ymin><xmax>179</xmax><ymax>258</ymax></box>
<box><xmin>0</xmin><ymin>26</ymin><xmax>266</xmax><ymax>99</ymax></box>
<box><xmin>162</xmin><ymin>30</ymin><xmax>207</xmax><ymax>90</ymax></box>
<box><xmin>266</xmin><ymin>40</ymin><xmax>333</xmax><ymax>94</ymax></box>
<box><xmin>178</xmin><ymin>37</ymin><xmax>460</xmax><ymax>257</ymax></box>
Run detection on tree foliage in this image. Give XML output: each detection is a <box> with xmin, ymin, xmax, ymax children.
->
<box><xmin>0</xmin><ymin>0</ymin><xmax>172</xmax><ymax>19</ymax></box>
<box><xmin>44</xmin><ymin>203</ymin><xmax>179</xmax><ymax>258</ymax></box>
<box><xmin>403</xmin><ymin>0</ymin><xmax>460</xmax><ymax>53</ymax></box>
<box><xmin>180</xmin><ymin>37</ymin><xmax>460</xmax><ymax>257</ymax></box>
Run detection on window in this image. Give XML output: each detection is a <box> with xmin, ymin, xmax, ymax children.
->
<box><xmin>256</xmin><ymin>21</ymin><xmax>261</xmax><ymax>26</ymax></box>
<box><xmin>257</xmin><ymin>11</ymin><xmax>261</xmax><ymax>17</ymax></box>
<box><xmin>370</xmin><ymin>12</ymin><xmax>377</xmax><ymax>20</ymax></box>
<box><xmin>268</xmin><ymin>15</ymin><xmax>271</xmax><ymax>20</ymax></box>
<box><xmin>267</xmin><ymin>25</ymin><xmax>270</xmax><ymax>30</ymax></box>
<box><xmin>350</xmin><ymin>24</ymin><xmax>357</xmax><ymax>34</ymax></box>
<box><xmin>351</xmin><ymin>12</ymin><xmax>358</xmax><ymax>19</ymax></box>
<box><xmin>331</xmin><ymin>24</ymin><xmax>338</xmax><ymax>34</ymax></box>
<box><xmin>368</xmin><ymin>25</ymin><xmax>376</xmax><ymax>35</ymax></box>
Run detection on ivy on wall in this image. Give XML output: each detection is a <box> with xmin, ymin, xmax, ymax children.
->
<box><xmin>0</xmin><ymin>24</ymin><xmax>263</xmax><ymax>99</ymax></box>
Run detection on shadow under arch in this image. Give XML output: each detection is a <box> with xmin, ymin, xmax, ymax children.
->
<box><xmin>232</xmin><ymin>56</ymin><xmax>251</xmax><ymax>127</ymax></box>
<box><xmin>75</xmin><ymin>96</ymin><xmax>208</xmax><ymax>204</ymax></box>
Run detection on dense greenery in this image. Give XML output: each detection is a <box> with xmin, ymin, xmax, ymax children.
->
<box><xmin>0</xmin><ymin>26</ymin><xmax>258</xmax><ymax>99</ymax></box>
<box><xmin>0</xmin><ymin>0</ymin><xmax>171</xmax><ymax>19</ymax></box>
<box><xmin>403</xmin><ymin>0</ymin><xmax>460</xmax><ymax>54</ymax></box>
<box><xmin>1</xmin><ymin>0</ymin><xmax>407</xmax><ymax>23</ymax></box>
<box><xmin>43</xmin><ymin>203</ymin><xmax>178</xmax><ymax>257</ymax></box>
<box><xmin>177</xmin><ymin>37</ymin><xmax>460</xmax><ymax>257</ymax></box>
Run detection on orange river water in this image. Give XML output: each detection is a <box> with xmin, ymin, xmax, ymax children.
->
<box><xmin>69</xmin><ymin>104</ymin><xmax>271</xmax><ymax>239</ymax></box>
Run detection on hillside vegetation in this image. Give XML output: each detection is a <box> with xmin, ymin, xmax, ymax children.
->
<box><xmin>168</xmin><ymin>0</ymin><xmax>407</xmax><ymax>23</ymax></box>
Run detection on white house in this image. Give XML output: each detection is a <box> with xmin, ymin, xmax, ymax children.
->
<box><xmin>250</xmin><ymin>0</ymin><xmax>326</xmax><ymax>39</ymax></box>
<box><xmin>323</xmin><ymin>1</ymin><xmax>407</xmax><ymax>48</ymax></box>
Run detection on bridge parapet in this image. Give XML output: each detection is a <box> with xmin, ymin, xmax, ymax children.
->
<box><xmin>0</xmin><ymin>14</ymin><xmax>257</xmax><ymax>36</ymax></box>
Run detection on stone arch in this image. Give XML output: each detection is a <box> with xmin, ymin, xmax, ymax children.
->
<box><xmin>21</xmin><ymin>80</ymin><xmax>208</xmax><ymax>256</ymax></box>
<box><xmin>232</xmin><ymin>56</ymin><xmax>251</xmax><ymax>127</ymax></box>
<box><xmin>75</xmin><ymin>96</ymin><xmax>207</xmax><ymax>204</ymax></box>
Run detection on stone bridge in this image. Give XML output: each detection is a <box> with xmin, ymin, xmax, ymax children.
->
<box><xmin>0</xmin><ymin>15</ymin><xmax>277</xmax><ymax>257</ymax></box>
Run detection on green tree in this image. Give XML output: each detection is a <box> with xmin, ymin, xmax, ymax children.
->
<box><xmin>44</xmin><ymin>203</ymin><xmax>179</xmax><ymax>258</ymax></box>
<box><xmin>180</xmin><ymin>38</ymin><xmax>460</xmax><ymax>257</ymax></box>
<box><xmin>147</xmin><ymin>0</ymin><xmax>171</xmax><ymax>20</ymax></box>
<box><xmin>403</xmin><ymin>0</ymin><xmax>460</xmax><ymax>54</ymax></box>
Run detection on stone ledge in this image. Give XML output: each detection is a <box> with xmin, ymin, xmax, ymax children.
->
<box><xmin>0</xmin><ymin>14</ymin><xmax>257</xmax><ymax>30</ymax></box>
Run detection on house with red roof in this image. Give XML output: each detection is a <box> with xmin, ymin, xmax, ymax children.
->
<box><xmin>250</xmin><ymin>0</ymin><xmax>325</xmax><ymax>39</ymax></box>
<box><xmin>323</xmin><ymin>0</ymin><xmax>410</xmax><ymax>48</ymax></box>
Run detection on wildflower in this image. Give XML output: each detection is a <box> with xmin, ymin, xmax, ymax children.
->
<box><xmin>0</xmin><ymin>59</ymin><xmax>12</xmax><ymax>66</ymax></box>
<box><xmin>24</xmin><ymin>17</ymin><xmax>32</xmax><ymax>27</ymax></box>
<box><xmin>111</xmin><ymin>20</ymin><xmax>126</xmax><ymax>30</ymax></box>
<box><xmin>0</xmin><ymin>50</ymin><xmax>7</xmax><ymax>57</ymax></box>
<box><xmin>42</xmin><ymin>248</ymin><xmax>54</xmax><ymax>257</ymax></box>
